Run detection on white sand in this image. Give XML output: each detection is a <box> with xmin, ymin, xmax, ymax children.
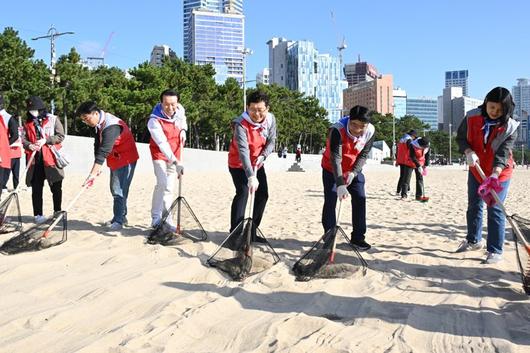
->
<box><xmin>1</xmin><ymin>135</ymin><xmax>529</xmax><ymax>353</ymax></box>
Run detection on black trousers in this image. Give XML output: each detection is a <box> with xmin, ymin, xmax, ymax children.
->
<box><xmin>321</xmin><ymin>169</ymin><xmax>366</xmax><ymax>241</ymax></box>
<box><xmin>31</xmin><ymin>159</ymin><xmax>62</xmax><ymax>216</ymax></box>
<box><xmin>413</xmin><ymin>168</ymin><xmax>425</xmax><ymax>198</ymax></box>
<box><xmin>1</xmin><ymin>157</ymin><xmax>20</xmax><ymax>190</ymax></box>
<box><xmin>0</xmin><ymin>167</ymin><xmax>8</xmax><ymax>200</ymax></box>
<box><xmin>396</xmin><ymin>165</ymin><xmax>408</xmax><ymax>194</ymax></box>
<box><xmin>399</xmin><ymin>166</ymin><xmax>413</xmax><ymax>198</ymax></box>
<box><xmin>229</xmin><ymin>167</ymin><xmax>268</xmax><ymax>232</ymax></box>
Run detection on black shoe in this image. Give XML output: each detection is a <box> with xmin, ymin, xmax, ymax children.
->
<box><xmin>351</xmin><ymin>239</ymin><xmax>371</xmax><ymax>251</ymax></box>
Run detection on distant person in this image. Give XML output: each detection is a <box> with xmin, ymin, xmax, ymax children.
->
<box><xmin>455</xmin><ymin>87</ymin><xmax>518</xmax><ymax>264</ymax></box>
<box><xmin>295</xmin><ymin>143</ymin><xmax>302</xmax><ymax>162</ymax></box>
<box><xmin>0</xmin><ymin>94</ymin><xmax>11</xmax><ymax>201</ymax></box>
<box><xmin>148</xmin><ymin>89</ymin><xmax>187</xmax><ymax>238</ymax></box>
<box><xmin>321</xmin><ymin>105</ymin><xmax>375</xmax><ymax>250</ymax></box>
<box><xmin>21</xmin><ymin>96</ymin><xmax>64</xmax><ymax>224</ymax></box>
<box><xmin>0</xmin><ymin>94</ymin><xmax>22</xmax><ymax>193</ymax></box>
<box><xmin>76</xmin><ymin>101</ymin><xmax>139</xmax><ymax>231</ymax></box>
<box><xmin>406</xmin><ymin>136</ymin><xmax>430</xmax><ymax>201</ymax></box>
<box><xmin>228</xmin><ymin>90</ymin><xmax>276</xmax><ymax>240</ymax></box>
<box><xmin>395</xmin><ymin>129</ymin><xmax>417</xmax><ymax>197</ymax></box>
<box><xmin>282</xmin><ymin>146</ymin><xmax>287</xmax><ymax>158</ymax></box>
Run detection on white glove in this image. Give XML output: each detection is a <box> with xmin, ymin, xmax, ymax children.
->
<box><xmin>465</xmin><ymin>150</ymin><xmax>479</xmax><ymax>167</ymax></box>
<box><xmin>83</xmin><ymin>174</ymin><xmax>96</xmax><ymax>188</ymax></box>
<box><xmin>417</xmin><ymin>166</ymin><xmax>423</xmax><ymax>175</ymax></box>
<box><xmin>36</xmin><ymin>138</ymin><xmax>46</xmax><ymax>148</ymax></box>
<box><xmin>344</xmin><ymin>172</ymin><xmax>356</xmax><ymax>186</ymax></box>
<box><xmin>256</xmin><ymin>155</ymin><xmax>265</xmax><ymax>168</ymax></box>
<box><xmin>490</xmin><ymin>171</ymin><xmax>499</xmax><ymax>179</ymax></box>
<box><xmin>337</xmin><ymin>185</ymin><xmax>349</xmax><ymax>200</ymax></box>
<box><xmin>175</xmin><ymin>163</ymin><xmax>184</xmax><ymax>177</ymax></box>
<box><xmin>247</xmin><ymin>175</ymin><xmax>259</xmax><ymax>193</ymax></box>
<box><xmin>180</xmin><ymin>130</ymin><xmax>186</xmax><ymax>146</ymax></box>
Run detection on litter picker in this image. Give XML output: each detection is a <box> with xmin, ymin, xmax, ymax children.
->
<box><xmin>474</xmin><ymin>164</ymin><xmax>530</xmax><ymax>294</ymax></box>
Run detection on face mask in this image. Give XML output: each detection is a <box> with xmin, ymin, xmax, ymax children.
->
<box><xmin>29</xmin><ymin>110</ymin><xmax>39</xmax><ymax>117</ymax></box>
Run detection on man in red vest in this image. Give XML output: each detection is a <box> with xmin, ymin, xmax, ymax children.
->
<box><xmin>228</xmin><ymin>90</ymin><xmax>276</xmax><ymax>240</ymax></box>
<box><xmin>76</xmin><ymin>101</ymin><xmax>139</xmax><ymax>231</ymax></box>
<box><xmin>395</xmin><ymin>129</ymin><xmax>417</xmax><ymax>197</ymax></box>
<box><xmin>148</xmin><ymin>89</ymin><xmax>187</xmax><ymax>234</ymax></box>
<box><xmin>404</xmin><ymin>136</ymin><xmax>430</xmax><ymax>201</ymax></box>
<box><xmin>321</xmin><ymin>105</ymin><xmax>375</xmax><ymax>250</ymax></box>
<box><xmin>0</xmin><ymin>94</ymin><xmax>22</xmax><ymax>192</ymax></box>
<box><xmin>0</xmin><ymin>94</ymin><xmax>11</xmax><ymax>201</ymax></box>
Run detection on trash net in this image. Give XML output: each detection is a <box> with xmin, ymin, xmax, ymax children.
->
<box><xmin>509</xmin><ymin>215</ymin><xmax>530</xmax><ymax>295</ymax></box>
<box><xmin>147</xmin><ymin>196</ymin><xmax>208</xmax><ymax>246</ymax></box>
<box><xmin>292</xmin><ymin>226</ymin><xmax>368</xmax><ymax>281</ymax></box>
<box><xmin>206</xmin><ymin>218</ymin><xmax>280</xmax><ymax>281</ymax></box>
<box><xmin>0</xmin><ymin>192</ymin><xmax>22</xmax><ymax>234</ymax></box>
<box><xmin>0</xmin><ymin>211</ymin><xmax>67</xmax><ymax>255</ymax></box>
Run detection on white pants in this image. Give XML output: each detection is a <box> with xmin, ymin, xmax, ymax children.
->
<box><xmin>151</xmin><ymin>159</ymin><xmax>177</xmax><ymax>225</ymax></box>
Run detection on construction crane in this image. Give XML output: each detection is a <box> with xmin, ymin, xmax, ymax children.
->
<box><xmin>331</xmin><ymin>10</ymin><xmax>347</xmax><ymax>80</ymax></box>
<box><xmin>86</xmin><ymin>32</ymin><xmax>114</xmax><ymax>68</ymax></box>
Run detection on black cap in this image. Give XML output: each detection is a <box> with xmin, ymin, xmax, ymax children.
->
<box><xmin>349</xmin><ymin>105</ymin><xmax>370</xmax><ymax>122</ymax></box>
<box><xmin>408</xmin><ymin>129</ymin><xmax>417</xmax><ymax>137</ymax></box>
<box><xmin>418</xmin><ymin>136</ymin><xmax>429</xmax><ymax>147</ymax></box>
<box><xmin>26</xmin><ymin>96</ymin><xmax>46</xmax><ymax>111</ymax></box>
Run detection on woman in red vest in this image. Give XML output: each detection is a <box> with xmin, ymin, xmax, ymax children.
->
<box><xmin>321</xmin><ymin>105</ymin><xmax>375</xmax><ymax>251</ymax></box>
<box><xmin>395</xmin><ymin>129</ymin><xmax>417</xmax><ymax>197</ymax></box>
<box><xmin>0</xmin><ymin>94</ymin><xmax>11</xmax><ymax>201</ymax></box>
<box><xmin>228</xmin><ymin>90</ymin><xmax>277</xmax><ymax>240</ymax></box>
<box><xmin>76</xmin><ymin>101</ymin><xmax>140</xmax><ymax>231</ymax></box>
<box><xmin>455</xmin><ymin>87</ymin><xmax>519</xmax><ymax>264</ymax></box>
<box><xmin>22</xmin><ymin>96</ymin><xmax>65</xmax><ymax>224</ymax></box>
<box><xmin>0</xmin><ymin>93</ymin><xmax>22</xmax><ymax>192</ymax></box>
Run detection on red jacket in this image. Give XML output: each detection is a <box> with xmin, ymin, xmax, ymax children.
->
<box><xmin>465</xmin><ymin>113</ymin><xmax>516</xmax><ymax>182</ymax></box>
<box><xmin>98</xmin><ymin>112</ymin><xmax>139</xmax><ymax>171</ymax></box>
<box><xmin>23</xmin><ymin>114</ymin><xmax>61</xmax><ymax>168</ymax></box>
<box><xmin>0</xmin><ymin>116</ymin><xmax>10</xmax><ymax>169</ymax></box>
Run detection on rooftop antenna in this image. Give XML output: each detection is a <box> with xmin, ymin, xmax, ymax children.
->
<box><xmin>331</xmin><ymin>10</ymin><xmax>347</xmax><ymax>80</ymax></box>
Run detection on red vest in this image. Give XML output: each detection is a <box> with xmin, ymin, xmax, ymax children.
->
<box><xmin>0</xmin><ymin>116</ymin><xmax>10</xmax><ymax>169</ymax></box>
<box><xmin>401</xmin><ymin>142</ymin><xmax>427</xmax><ymax>168</ymax></box>
<box><xmin>149</xmin><ymin>118</ymin><xmax>182</xmax><ymax>162</ymax></box>
<box><xmin>466</xmin><ymin>114</ymin><xmax>514</xmax><ymax>182</ymax></box>
<box><xmin>98</xmin><ymin>112</ymin><xmax>139</xmax><ymax>171</ymax></box>
<box><xmin>396</xmin><ymin>135</ymin><xmax>413</xmax><ymax>166</ymax></box>
<box><xmin>228</xmin><ymin>118</ymin><xmax>267</xmax><ymax>169</ymax></box>
<box><xmin>321</xmin><ymin>124</ymin><xmax>366</xmax><ymax>174</ymax></box>
<box><xmin>23</xmin><ymin>114</ymin><xmax>61</xmax><ymax>167</ymax></box>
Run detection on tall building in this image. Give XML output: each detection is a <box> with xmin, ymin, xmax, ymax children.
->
<box><xmin>189</xmin><ymin>9</ymin><xmax>244</xmax><ymax>84</ymax></box>
<box><xmin>445</xmin><ymin>70</ymin><xmax>469</xmax><ymax>96</ymax></box>
<box><xmin>183</xmin><ymin>0</ymin><xmax>243</xmax><ymax>62</ymax></box>
<box><xmin>393</xmin><ymin>88</ymin><xmax>407</xmax><ymax>118</ymax></box>
<box><xmin>256</xmin><ymin>68</ymin><xmax>270</xmax><ymax>85</ymax></box>
<box><xmin>406</xmin><ymin>97</ymin><xmax>438</xmax><ymax>131</ymax></box>
<box><xmin>150</xmin><ymin>45</ymin><xmax>176</xmax><ymax>67</ymax></box>
<box><xmin>343</xmin><ymin>61</ymin><xmax>378</xmax><ymax>87</ymax></box>
<box><xmin>268</xmin><ymin>37</ymin><xmax>347</xmax><ymax>122</ymax></box>
<box><xmin>441</xmin><ymin>86</ymin><xmax>481</xmax><ymax>133</ymax></box>
<box><xmin>512</xmin><ymin>78</ymin><xmax>530</xmax><ymax>145</ymax></box>
<box><xmin>342</xmin><ymin>75</ymin><xmax>393</xmax><ymax>115</ymax></box>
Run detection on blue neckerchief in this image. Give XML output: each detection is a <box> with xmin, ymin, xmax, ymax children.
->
<box><xmin>482</xmin><ymin>117</ymin><xmax>500</xmax><ymax>144</ymax></box>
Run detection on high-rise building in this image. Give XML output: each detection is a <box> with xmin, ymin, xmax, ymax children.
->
<box><xmin>189</xmin><ymin>9</ymin><xmax>244</xmax><ymax>84</ymax></box>
<box><xmin>150</xmin><ymin>45</ymin><xmax>177</xmax><ymax>67</ymax></box>
<box><xmin>183</xmin><ymin>0</ymin><xmax>243</xmax><ymax>61</ymax></box>
<box><xmin>406</xmin><ymin>97</ymin><xmax>438</xmax><ymax>131</ymax></box>
<box><xmin>445</xmin><ymin>70</ymin><xmax>469</xmax><ymax>96</ymax></box>
<box><xmin>344</xmin><ymin>61</ymin><xmax>378</xmax><ymax>87</ymax></box>
<box><xmin>512</xmin><ymin>78</ymin><xmax>530</xmax><ymax>146</ymax></box>
<box><xmin>393</xmin><ymin>88</ymin><xmax>407</xmax><ymax>118</ymax></box>
<box><xmin>441</xmin><ymin>86</ymin><xmax>481</xmax><ymax>133</ymax></box>
<box><xmin>256</xmin><ymin>68</ymin><xmax>270</xmax><ymax>85</ymax></box>
<box><xmin>268</xmin><ymin>37</ymin><xmax>347</xmax><ymax>122</ymax></box>
<box><xmin>342</xmin><ymin>75</ymin><xmax>393</xmax><ymax>115</ymax></box>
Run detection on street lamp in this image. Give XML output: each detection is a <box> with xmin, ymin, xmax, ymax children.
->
<box><xmin>391</xmin><ymin>104</ymin><xmax>396</xmax><ymax>161</ymax></box>
<box><xmin>449</xmin><ymin>123</ymin><xmax>452</xmax><ymax>165</ymax></box>
<box><xmin>240</xmin><ymin>47</ymin><xmax>253</xmax><ymax>110</ymax></box>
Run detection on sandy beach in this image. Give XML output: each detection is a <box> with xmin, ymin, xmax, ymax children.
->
<box><xmin>0</xmin><ymin>135</ymin><xmax>529</xmax><ymax>353</ymax></box>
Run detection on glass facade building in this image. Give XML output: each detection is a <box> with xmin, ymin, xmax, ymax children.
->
<box><xmin>393</xmin><ymin>88</ymin><xmax>407</xmax><ymax>118</ymax></box>
<box><xmin>406</xmin><ymin>97</ymin><xmax>438</xmax><ymax>131</ymax></box>
<box><xmin>269</xmin><ymin>38</ymin><xmax>347</xmax><ymax>122</ymax></box>
<box><xmin>445</xmin><ymin>70</ymin><xmax>469</xmax><ymax>96</ymax></box>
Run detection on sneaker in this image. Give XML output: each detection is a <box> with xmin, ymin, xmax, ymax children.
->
<box><xmin>351</xmin><ymin>238</ymin><xmax>371</xmax><ymax>251</ymax></box>
<box><xmin>35</xmin><ymin>215</ymin><xmax>47</xmax><ymax>224</ymax></box>
<box><xmin>415</xmin><ymin>196</ymin><xmax>429</xmax><ymax>202</ymax></box>
<box><xmin>105</xmin><ymin>218</ymin><xmax>128</xmax><ymax>227</ymax></box>
<box><xmin>484</xmin><ymin>252</ymin><xmax>503</xmax><ymax>264</ymax></box>
<box><xmin>455</xmin><ymin>239</ymin><xmax>484</xmax><ymax>253</ymax></box>
<box><xmin>108</xmin><ymin>222</ymin><xmax>123</xmax><ymax>231</ymax></box>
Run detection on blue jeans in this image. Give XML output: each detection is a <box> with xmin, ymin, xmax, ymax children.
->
<box><xmin>466</xmin><ymin>172</ymin><xmax>510</xmax><ymax>254</ymax></box>
<box><xmin>322</xmin><ymin>169</ymin><xmax>366</xmax><ymax>241</ymax></box>
<box><xmin>110</xmin><ymin>162</ymin><xmax>136</xmax><ymax>225</ymax></box>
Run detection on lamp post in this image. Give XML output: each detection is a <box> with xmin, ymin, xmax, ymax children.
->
<box><xmin>241</xmin><ymin>47</ymin><xmax>253</xmax><ymax>110</ymax></box>
<box><xmin>392</xmin><ymin>105</ymin><xmax>396</xmax><ymax>161</ymax></box>
<box><xmin>449</xmin><ymin>123</ymin><xmax>452</xmax><ymax>165</ymax></box>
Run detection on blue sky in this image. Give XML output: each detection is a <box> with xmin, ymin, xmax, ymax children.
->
<box><xmin>2</xmin><ymin>0</ymin><xmax>529</xmax><ymax>99</ymax></box>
